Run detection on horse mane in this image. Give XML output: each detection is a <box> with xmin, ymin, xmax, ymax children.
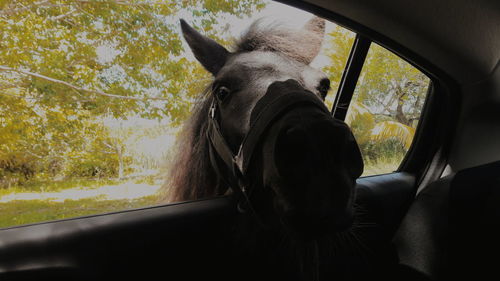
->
<box><xmin>162</xmin><ymin>18</ymin><xmax>311</xmax><ymax>203</ymax></box>
<box><xmin>161</xmin><ymin>87</ymin><xmax>223</xmax><ymax>202</ymax></box>
<box><xmin>235</xmin><ymin>17</ymin><xmax>324</xmax><ymax>64</ymax></box>
<box><xmin>162</xmin><ymin>16</ymin><xmax>324</xmax><ymax>202</ymax></box>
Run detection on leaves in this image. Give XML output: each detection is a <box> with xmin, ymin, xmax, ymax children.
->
<box><xmin>0</xmin><ymin>0</ymin><xmax>266</xmax><ymax>185</ymax></box>
<box><xmin>321</xmin><ymin>24</ymin><xmax>356</xmax><ymax>108</ymax></box>
<box><xmin>0</xmin><ymin>0</ymin><xmax>264</xmax><ymax>117</ymax></box>
<box><xmin>370</xmin><ymin>121</ymin><xmax>415</xmax><ymax>150</ymax></box>
<box><xmin>323</xmin><ymin>36</ymin><xmax>430</xmax><ymax>174</ymax></box>
<box><xmin>345</xmin><ymin>102</ymin><xmax>375</xmax><ymax>145</ymax></box>
<box><xmin>352</xmin><ymin>44</ymin><xmax>429</xmax><ymax>127</ymax></box>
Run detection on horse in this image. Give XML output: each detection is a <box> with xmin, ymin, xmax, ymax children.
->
<box><xmin>161</xmin><ymin>16</ymin><xmax>393</xmax><ymax>281</ymax></box>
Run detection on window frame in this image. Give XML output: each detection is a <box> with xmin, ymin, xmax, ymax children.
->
<box><xmin>331</xmin><ymin>34</ymin><xmax>371</xmax><ymax>120</ymax></box>
<box><xmin>0</xmin><ymin>0</ymin><xmax>460</xmax><ymax>231</ymax></box>
<box><xmin>279</xmin><ymin>0</ymin><xmax>460</xmax><ymax>185</ymax></box>
<box><xmin>334</xmin><ymin>38</ymin><xmax>434</xmax><ymax>177</ymax></box>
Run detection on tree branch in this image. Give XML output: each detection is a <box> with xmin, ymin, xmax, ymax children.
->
<box><xmin>50</xmin><ymin>8</ymin><xmax>77</xmax><ymax>21</ymax></box>
<box><xmin>25</xmin><ymin>150</ymin><xmax>44</xmax><ymax>159</ymax></box>
<box><xmin>0</xmin><ymin>1</ymin><xmax>62</xmax><ymax>16</ymax></box>
<box><xmin>73</xmin><ymin>0</ymin><xmax>169</xmax><ymax>6</ymax></box>
<box><xmin>0</xmin><ymin>0</ymin><xmax>169</xmax><ymax>17</ymax></box>
<box><xmin>102</xmin><ymin>141</ymin><xmax>116</xmax><ymax>150</ymax></box>
<box><xmin>373</xmin><ymin>95</ymin><xmax>394</xmax><ymax>115</ymax></box>
<box><xmin>0</xmin><ymin>66</ymin><xmax>169</xmax><ymax>101</ymax></box>
<box><xmin>0</xmin><ymin>81</ymin><xmax>29</xmax><ymax>91</ymax></box>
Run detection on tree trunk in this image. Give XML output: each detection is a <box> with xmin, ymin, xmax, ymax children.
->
<box><xmin>395</xmin><ymin>100</ymin><xmax>410</xmax><ymax>125</ymax></box>
<box><xmin>117</xmin><ymin>146</ymin><xmax>124</xmax><ymax>180</ymax></box>
<box><xmin>395</xmin><ymin>87</ymin><xmax>410</xmax><ymax>126</ymax></box>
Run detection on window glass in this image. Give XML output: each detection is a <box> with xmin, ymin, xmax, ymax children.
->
<box><xmin>319</xmin><ymin>25</ymin><xmax>355</xmax><ymax>109</ymax></box>
<box><xmin>0</xmin><ymin>0</ymin><xmax>354</xmax><ymax>228</ymax></box>
<box><xmin>345</xmin><ymin>43</ymin><xmax>431</xmax><ymax>176</ymax></box>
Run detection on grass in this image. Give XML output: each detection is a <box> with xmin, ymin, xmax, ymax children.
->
<box><xmin>0</xmin><ymin>176</ymin><xmax>165</xmax><ymax>229</ymax></box>
<box><xmin>362</xmin><ymin>156</ymin><xmax>402</xmax><ymax>177</ymax></box>
<box><xmin>0</xmin><ymin>195</ymin><xmax>161</xmax><ymax>229</ymax></box>
<box><xmin>0</xmin><ymin>178</ymin><xmax>124</xmax><ymax>197</ymax></box>
<box><xmin>0</xmin><ymin>156</ymin><xmax>401</xmax><ymax>230</ymax></box>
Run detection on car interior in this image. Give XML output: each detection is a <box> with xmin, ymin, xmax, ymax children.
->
<box><xmin>0</xmin><ymin>0</ymin><xmax>499</xmax><ymax>280</ymax></box>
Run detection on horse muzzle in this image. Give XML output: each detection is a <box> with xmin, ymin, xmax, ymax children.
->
<box><xmin>207</xmin><ymin>79</ymin><xmax>363</xmax><ymax>236</ymax></box>
<box><xmin>265</xmin><ymin>104</ymin><xmax>361</xmax><ymax>236</ymax></box>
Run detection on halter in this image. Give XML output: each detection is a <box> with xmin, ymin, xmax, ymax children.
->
<box><xmin>206</xmin><ymin>80</ymin><xmax>331</xmax><ymax>209</ymax></box>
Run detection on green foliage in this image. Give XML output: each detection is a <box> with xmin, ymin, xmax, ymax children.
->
<box><xmin>0</xmin><ymin>0</ymin><xmax>264</xmax><ymax>119</ymax></box>
<box><xmin>322</xmin><ymin>24</ymin><xmax>356</xmax><ymax>108</ymax></box>
<box><xmin>353</xmin><ymin>44</ymin><xmax>429</xmax><ymax>127</ymax></box>
<box><xmin>63</xmin><ymin>151</ymin><xmax>119</xmax><ymax>178</ymax></box>
<box><xmin>371</xmin><ymin>121</ymin><xmax>415</xmax><ymax>149</ymax></box>
<box><xmin>345</xmin><ymin>102</ymin><xmax>375</xmax><ymax>145</ymax></box>
<box><xmin>0</xmin><ymin>0</ymin><xmax>265</xmax><ymax>185</ymax></box>
<box><xmin>363</xmin><ymin>153</ymin><xmax>402</xmax><ymax>177</ymax></box>
<box><xmin>323</xmin><ymin>35</ymin><xmax>430</xmax><ymax>176</ymax></box>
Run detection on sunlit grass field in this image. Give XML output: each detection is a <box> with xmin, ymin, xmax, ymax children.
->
<box><xmin>0</xmin><ymin>177</ymin><xmax>163</xmax><ymax>229</ymax></box>
<box><xmin>363</xmin><ymin>157</ymin><xmax>401</xmax><ymax>177</ymax></box>
<box><xmin>0</xmin><ymin>178</ymin><xmax>123</xmax><ymax>197</ymax></box>
<box><xmin>0</xmin><ymin>195</ymin><xmax>160</xmax><ymax>229</ymax></box>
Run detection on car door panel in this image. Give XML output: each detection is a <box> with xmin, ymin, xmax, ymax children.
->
<box><xmin>356</xmin><ymin>172</ymin><xmax>417</xmax><ymax>236</ymax></box>
<box><xmin>0</xmin><ymin>197</ymin><xmax>238</xmax><ymax>281</ymax></box>
<box><xmin>0</xmin><ymin>174</ymin><xmax>416</xmax><ymax>281</ymax></box>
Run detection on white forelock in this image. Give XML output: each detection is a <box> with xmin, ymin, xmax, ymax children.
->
<box><xmin>235</xmin><ymin>16</ymin><xmax>325</xmax><ymax>65</ymax></box>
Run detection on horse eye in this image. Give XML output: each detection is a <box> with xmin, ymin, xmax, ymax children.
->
<box><xmin>317</xmin><ymin>78</ymin><xmax>331</xmax><ymax>99</ymax></box>
<box><xmin>215</xmin><ymin>86</ymin><xmax>231</xmax><ymax>101</ymax></box>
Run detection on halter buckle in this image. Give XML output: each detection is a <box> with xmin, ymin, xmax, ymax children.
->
<box><xmin>210</xmin><ymin>102</ymin><xmax>216</xmax><ymax>119</ymax></box>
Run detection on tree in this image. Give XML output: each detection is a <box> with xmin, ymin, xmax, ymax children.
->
<box><xmin>353</xmin><ymin>44</ymin><xmax>429</xmax><ymax>127</ymax></box>
<box><xmin>0</xmin><ymin>0</ymin><xmax>265</xmax><ymax>119</ymax></box>
<box><xmin>323</xmin><ymin>33</ymin><xmax>430</xmax><ymax>168</ymax></box>
<box><xmin>321</xmin><ymin>24</ymin><xmax>356</xmax><ymax>108</ymax></box>
<box><xmin>0</xmin><ymin>0</ymin><xmax>266</xmax><ymax>185</ymax></box>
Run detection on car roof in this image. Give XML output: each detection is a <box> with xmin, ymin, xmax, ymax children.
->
<box><xmin>306</xmin><ymin>0</ymin><xmax>500</xmax><ymax>85</ymax></box>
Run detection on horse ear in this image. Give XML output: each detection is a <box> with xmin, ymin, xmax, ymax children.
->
<box><xmin>303</xmin><ymin>16</ymin><xmax>325</xmax><ymax>35</ymax></box>
<box><xmin>301</xmin><ymin>16</ymin><xmax>325</xmax><ymax>64</ymax></box>
<box><xmin>180</xmin><ymin>19</ymin><xmax>230</xmax><ymax>75</ymax></box>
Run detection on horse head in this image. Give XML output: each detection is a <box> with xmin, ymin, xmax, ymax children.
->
<box><xmin>177</xmin><ymin>16</ymin><xmax>363</xmax><ymax>239</ymax></box>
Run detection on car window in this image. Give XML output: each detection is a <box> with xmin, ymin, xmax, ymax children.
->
<box><xmin>320</xmin><ymin>25</ymin><xmax>356</xmax><ymax>108</ymax></box>
<box><xmin>344</xmin><ymin>43</ymin><xmax>431</xmax><ymax>176</ymax></box>
<box><xmin>0</xmin><ymin>0</ymin><xmax>355</xmax><ymax>228</ymax></box>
